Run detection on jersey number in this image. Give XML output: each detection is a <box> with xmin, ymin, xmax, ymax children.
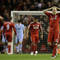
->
<box><xmin>51</xmin><ymin>16</ymin><xmax>57</xmax><ymax>20</ymax></box>
<box><xmin>7</xmin><ymin>24</ymin><xmax>10</xmax><ymax>30</ymax></box>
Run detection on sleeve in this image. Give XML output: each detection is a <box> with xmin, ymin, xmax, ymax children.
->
<box><xmin>45</xmin><ymin>11</ymin><xmax>51</xmax><ymax>16</ymax></box>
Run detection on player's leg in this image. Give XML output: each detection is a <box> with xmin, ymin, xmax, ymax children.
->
<box><xmin>48</xmin><ymin>31</ymin><xmax>53</xmax><ymax>47</ymax></box>
<box><xmin>15</xmin><ymin>36</ymin><xmax>20</xmax><ymax>53</ymax></box>
<box><xmin>31</xmin><ymin>42</ymin><xmax>36</xmax><ymax>55</ymax></box>
<box><xmin>52</xmin><ymin>42</ymin><xmax>57</xmax><ymax>58</ymax></box>
<box><xmin>4</xmin><ymin>34</ymin><xmax>8</xmax><ymax>54</ymax></box>
<box><xmin>30</xmin><ymin>35</ymin><xmax>36</xmax><ymax>55</ymax></box>
<box><xmin>34</xmin><ymin>36</ymin><xmax>39</xmax><ymax>55</ymax></box>
<box><xmin>16</xmin><ymin>35</ymin><xmax>23</xmax><ymax>54</ymax></box>
<box><xmin>7</xmin><ymin>34</ymin><xmax>13</xmax><ymax>54</ymax></box>
<box><xmin>52</xmin><ymin>31</ymin><xmax>59</xmax><ymax>57</ymax></box>
<box><xmin>2</xmin><ymin>34</ymin><xmax>6</xmax><ymax>53</ymax></box>
<box><xmin>5</xmin><ymin>33</ymin><xmax>13</xmax><ymax>54</ymax></box>
<box><xmin>48</xmin><ymin>30</ymin><xmax>55</xmax><ymax>58</ymax></box>
<box><xmin>19</xmin><ymin>38</ymin><xmax>23</xmax><ymax>54</ymax></box>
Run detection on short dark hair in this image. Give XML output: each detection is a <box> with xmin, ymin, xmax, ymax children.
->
<box><xmin>18</xmin><ymin>19</ymin><xmax>22</xmax><ymax>23</ymax></box>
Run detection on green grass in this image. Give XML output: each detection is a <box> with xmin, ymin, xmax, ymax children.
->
<box><xmin>0</xmin><ymin>54</ymin><xmax>60</xmax><ymax>60</ymax></box>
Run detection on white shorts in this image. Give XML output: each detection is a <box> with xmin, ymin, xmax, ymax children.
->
<box><xmin>2</xmin><ymin>35</ymin><xmax>6</xmax><ymax>43</ymax></box>
<box><xmin>15</xmin><ymin>35</ymin><xmax>23</xmax><ymax>44</ymax></box>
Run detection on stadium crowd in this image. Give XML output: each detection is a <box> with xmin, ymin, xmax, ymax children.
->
<box><xmin>0</xmin><ymin>0</ymin><xmax>60</xmax><ymax>21</ymax></box>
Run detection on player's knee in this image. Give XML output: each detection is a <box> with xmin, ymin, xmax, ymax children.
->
<box><xmin>48</xmin><ymin>42</ymin><xmax>51</xmax><ymax>46</ymax></box>
<box><xmin>19</xmin><ymin>42</ymin><xmax>22</xmax><ymax>44</ymax></box>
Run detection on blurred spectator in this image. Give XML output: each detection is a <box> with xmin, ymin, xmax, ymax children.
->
<box><xmin>30</xmin><ymin>4</ymin><xmax>36</xmax><ymax>11</ymax></box>
<box><xmin>45</xmin><ymin>2</ymin><xmax>52</xmax><ymax>8</ymax></box>
<box><xmin>53</xmin><ymin>0</ymin><xmax>59</xmax><ymax>3</ymax></box>
<box><xmin>0</xmin><ymin>0</ymin><xmax>60</xmax><ymax>18</ymax></box>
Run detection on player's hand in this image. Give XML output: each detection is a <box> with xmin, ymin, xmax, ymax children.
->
<box><xmin>40</xmin><ymin>34</ymin><xmax>43</xmax><ymax>40</ymax></box>
<box><xmin>48</xmin><ymin>42</ymin><xmax>51</xmax><ymax>46</ymax></box>
<box><xmin>38</xmin><ymin>40</ymin><xmax>40</xmax><ymax>43</ymax></box>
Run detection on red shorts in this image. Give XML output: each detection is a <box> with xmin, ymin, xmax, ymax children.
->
<box><xmin>31</xmin><ymin>34</ymin><xmax>39</xmax><ymax>44</ymax></box>
<box><xmin>48</xmin><ymin>30</ymin><xmax>59</xmax><ymax>43</ymax></box>
<box><xmin>5</xmin><ymin>33</ymin><xmax>12</xmax><ymax>42</ymax></box>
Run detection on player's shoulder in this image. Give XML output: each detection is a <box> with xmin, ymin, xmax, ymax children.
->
<box><xmin>36</xmin><ymin>22</ymin><xmax>40</xmax><ymax>25</ymax></box>
<box><xmin>21</xmin><ymin>24</ymin><xmax>25</xmax><ymax>27</ymax></box>
<box><xmin>45</xmin><ymin>11</ymin><xmax>50</xmax><ymax>13</ymax></box>
<box><xmin>45</xmin><ymin>11</ymin><xmax>52</xmax><ymax>15</ymax></box>
<box><xmin>28</xmin><ymin>22</ymin><xmax>33</xmax><ymax>26</ymax></box>
<box><xmin>4</xmin><ymin>22</ymin><xmax>11</xmax><ymax>24</ymax></box>
<box><xmin>10</xmin><ymin>22</ymin><xmax>15</xmax><ymax>26</ymax></box>
<box><xmin>4</xmin><ymin>22</ymin><xmax>8</xmax><ymax>25</ymax></box>
<box><xmin>29</xmin><ymin>22</ymin><xmax>34</xmax><ymax>25</ymax></box>
<box><xmin>10</xmin><ymin>22</ymin><xmax>14</xmax><ymax>24</ymax></box>
<box><xmin>4</xmin><ymin>22</ymin><xmax>7</xmax><ymax>24</ymax></box>
<box><xmin>15</xmin><ymin>23</ymin><xmax>18</xmax><ymax>28</ymax></box>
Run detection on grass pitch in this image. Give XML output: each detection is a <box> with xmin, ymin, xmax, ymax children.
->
<box><xmin>0</xmin><ymin>54</ymin><xmax>60</xmax><ymax>60</ymax></box>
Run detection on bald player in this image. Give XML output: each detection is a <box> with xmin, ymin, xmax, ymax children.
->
<box><xmin>43</xmin><ymin>6</ymin><xmax>60</xmax><ymax>58</ymax></box>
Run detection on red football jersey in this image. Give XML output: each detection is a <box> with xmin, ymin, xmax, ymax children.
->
<box><xmin>28</xmin><ymin>22</ymin><xmax>41</xmax><ymax>35</ymax></box>
<box><xmin>45</xmin><ymin>12</ymin><xmax>60</xmax><ymax>30</ymax></box>
<box><xmin>3</xmin><ymin>22</ymin><xmax>16</xmax><ymax>35</ymax></box>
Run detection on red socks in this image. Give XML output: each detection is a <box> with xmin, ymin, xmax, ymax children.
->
<box><xmin>31</xmin><ymin>44</ymin><xmax>37</xmax><ymax>53</ymax></box>
<box><xmin>8</xmin><ymin>45</ymin><xmax>11</xmax><ymax>53</ymax></box>
<box><xmin>52</xmin><ymin>45</ymin><xmax>57</xmax><ymax>56</ymax></box>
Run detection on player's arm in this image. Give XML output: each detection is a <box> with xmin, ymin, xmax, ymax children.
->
<box><xmin>2</xmin><ymin>23</ymin><xmax>5</xmax><ymax>35</ymax></box>
<box><xmin>56</xmin><ymin>7</ymin><xmax>60</xmax><ymax>16</ymax></box>
<box><xmin>39</xmin><ymin>22</ymin><xmax>43</xmax><ymax>40</ymax></box>
<box><xmin>56</xmin><ymin>7</ymin><xmax>60</xmax><ymax>15</ymax></box>
<box><xmin>12</xmin><ymin>23</ymin><xmax>17</xmax><ymax>35</ymax></box>
<box><xmin>56</xmin><ymin>7</ymin><xmax>60</xmax><ymax>10</ymax></box>
<box><xmin>40</xmin><ymin>25</ymin><xmax>43</xmax><ymax>40</ymax></box>
<box><xmin>43</xmin><ymin>7</ymin><xmax>53</xmax><ymax>16</ymax></box>
<box><xmin>23</xmin><ymin>26</ymin><xmax>27</xmax><ymax>39</ymax></box>
<box><xmin>57</xmin><ymin>8</ymin><xmax>60</xmax><ymax>10</ymax></box>
<box><xmin>27</xmin><ymin>25</ymin><xmax>30</xmax><ymax>39</ymax></box>
<box><xmin>43</xmin><ymin>7</ymin><xmax>53</xmax><ymax>13</ymax></box>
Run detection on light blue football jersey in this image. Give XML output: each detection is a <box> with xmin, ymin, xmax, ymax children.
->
<box><xmin>15</xmin><ymin>23</ymin><xmax>25</xmax><ymax>38</ymax></box>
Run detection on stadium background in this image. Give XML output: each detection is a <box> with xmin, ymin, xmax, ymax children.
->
<box><xmin>0</xmin><ymin>0</ymin><xmax>60</xmax><ymax>53</ymax></box>
<box><xmin>0</xmin><ymin>0</ymin><xmax>60</xmax><ymax>21</ymax></box>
